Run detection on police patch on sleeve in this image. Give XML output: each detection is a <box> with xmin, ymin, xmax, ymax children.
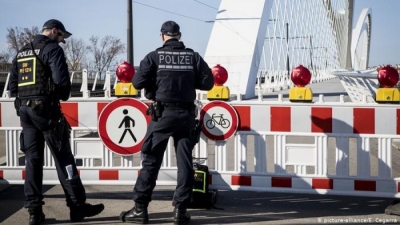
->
<box><xmin>17</xmin><ymin>57</ymin><xmax>36</xmax><ymax>87</ymax></box>
<box><xmin>158</xmin><ymin>51</ymin><xmax>194</xmax><ymax>70</ymax></box>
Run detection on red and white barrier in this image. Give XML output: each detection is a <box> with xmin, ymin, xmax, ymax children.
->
<box><xmin>1</xmin><ymin>98</ymin><xmax>400</xmax><ymax>198</ymax></box>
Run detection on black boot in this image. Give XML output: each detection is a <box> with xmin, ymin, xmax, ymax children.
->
<box><xmin>70</xmin><ymin>202</ymin><xmax>104</xmax><ymax>222</ymax></box>
<box><xmin>120</xmin><ymin>203</ymin><xmax>149</xmax><ymax>224</ymax></box>
<box><xmin>28</xmin><ymin>208</ymin><xmax>45</xmax><ymax>225</ymax></box>
<box><xmin>173</xmin><ymin>208</ymin><xmax>190</xmax><ymax>225</ymax></box>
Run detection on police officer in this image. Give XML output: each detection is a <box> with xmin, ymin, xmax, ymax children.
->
<box><xmin>119</xmin><ymin>21</ymin><xmax>214</xmax><ymax>225</ymax></box>
<box><xmin>8</xmin><ymin>19</ymin><xmax>104</xmax><ymax>225</ymax></box>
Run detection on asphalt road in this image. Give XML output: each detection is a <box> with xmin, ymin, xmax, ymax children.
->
<box><xmin>1</xmin><ymin>185</ymin><xmax>400</xmax><ymax>225</ymax></box>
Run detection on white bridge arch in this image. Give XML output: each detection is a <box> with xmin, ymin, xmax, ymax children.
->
<box><xmin>204</xmin><ymin>0</ymin><xmax>371</xmax><ymax>99</ymax></box>
<box><xmin>351</xmin><ymin>7</ymin><xmax>372</xmax><ymax>70</ymax></box>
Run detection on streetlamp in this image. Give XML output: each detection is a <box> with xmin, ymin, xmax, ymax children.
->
<box><xmin>127</xmin><ymin>0</ymin><xmax>133</xmax><ymax>66</ymax></box>
<box><xmin>294</xmin><ymin>46</ymin><xmax>327</xmax><ymax>69</ymax></box>
<box><xmin>265</xmin><ymin>25</ymin><xmax>308</xmax><ymax>78</ymax></box>
<box><xmin>309</xmin><ymin>35</ymin><xmax>313</xmax><ymax>70</ymax></box>
<box><xmin>286</xmin><ymin>23</ymin><xmax>289</xmax><ymax>79</ymax></box>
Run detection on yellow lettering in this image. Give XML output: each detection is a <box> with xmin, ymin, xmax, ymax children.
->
<box><xmin>22</xmin><ymin>63</ymin><xmax>28</xmax><ymax>67</ymax></box>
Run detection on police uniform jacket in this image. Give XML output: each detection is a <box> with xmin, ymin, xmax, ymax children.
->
<box><xmin>9</xmin><ymin>35</ymin><xmax>71</xmax><ymax>101</ymax></box>
<box><xmin>133</xmin><ymin>39</ymin><xmax>214</xmax><ymax>103</ymax></box>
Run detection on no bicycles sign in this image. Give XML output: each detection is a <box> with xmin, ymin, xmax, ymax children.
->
<box><xmin>200</xmin><ymin>101</ymin><xmax>238</xmax><ymax>141</ymax></box>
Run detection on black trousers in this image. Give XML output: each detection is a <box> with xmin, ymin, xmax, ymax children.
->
<box><xmin>19</xmin><ymin>102</ymin><xmax>86</xmax><ymax>211</ymax></box>
<box><xmin>133</xmin><ymin>108</ymin><xmax>196</xmax><ymax>209</ymax></box>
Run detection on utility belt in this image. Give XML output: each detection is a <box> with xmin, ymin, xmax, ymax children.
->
<box><xmin>161</xmin><ymin>102</ymin><xmax>194</xmax><ymax>110</ymax></box>
<box><xmin>14</xmin><ymin>96</ymin><xmax>60</xmax><ymax>117</ymax></box>
<box><xmin>146</xmin><ymin>101</ymin><xmax>195</xmax><ymax>121</ymax></box>
<box><xmin>20</xmin><ymin>99</ymin><xmax>43</xmax><ymax>107</ymax></box>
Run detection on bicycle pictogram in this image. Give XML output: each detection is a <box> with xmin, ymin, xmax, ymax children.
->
<box><xmin>206</xmin><ymin>113</ymin><xmax>231</xmax><ymax>129</ymax></box>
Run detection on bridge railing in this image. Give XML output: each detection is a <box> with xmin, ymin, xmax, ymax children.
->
<box><xmin>0</xmin><ymin>68</ymin><xmax>339</xmax><ymax>100</ymax></box>
<box><xmin>1</xmin><ymin>70</ymin><xmax>118</xmax><ymax>99</ymax></box>
<box><xmin>1</xmin><ymin>72</ymin><xmax>10</xmax><ymax>98</ymax></box>
<box><xmin>332</xmin><ymin>69</ymin><xmax>379</xmax><ymax>103</ymax></box>
<box><xmin>255</xmin><ymin>69</ymin><xmax>337</xmax><ymax>94</ymax></box>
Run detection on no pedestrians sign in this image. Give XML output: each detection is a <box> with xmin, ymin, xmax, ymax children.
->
<box><xmin>98</xmin><ymin>98</ymin><xmax>151</xmax><ymax>155</ymax></box>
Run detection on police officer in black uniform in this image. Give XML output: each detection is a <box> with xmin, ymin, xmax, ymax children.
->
<box><xmin>119</xmin><ymin>21</ymin><xmax>214</xmax><ymax>225</ymax></box>
<box><xmin>8</xmin><ymin>19</ymin><xmax>104</xmax><ymax>225</ymax></box>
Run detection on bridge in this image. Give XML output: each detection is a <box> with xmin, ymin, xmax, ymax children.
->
<box><xmin>1</xmin><ymin>0</ymin><xmax>400</xmax><ymax>224</ymax></box>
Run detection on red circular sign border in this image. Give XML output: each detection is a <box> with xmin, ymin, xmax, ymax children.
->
<box><xmin>98</xmin><ymin>98</ymin><xmax>150</xmax><ymax>156</ymax></box>
<box><xmin>200</xmin><ymin>101</ymin><xmax>238</xmax><ymax>141</ymax></box>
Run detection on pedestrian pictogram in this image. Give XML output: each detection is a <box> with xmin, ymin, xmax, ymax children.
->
<box><xmin>200</xmin><ymin>101</ymin><xmax>238</xmax><ymax>141</ymax></box>
<box><xmin>98</xmin><ymin>98</ymin><xmax>151</xmax><ymax>155</ymax></box>
<box><xmin>118</xmin><ymin>109</ymin><xmax>137</xmax><ymax>144</ymax></box>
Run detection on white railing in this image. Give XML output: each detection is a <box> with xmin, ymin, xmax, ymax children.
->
<box><xmin>255</xmin><ymin>69</ymin><xmax>337</xmax><ymax>95</ymax></box>
<box><xmin>0</xmin><ymin>68</ymin><xmax>338</xmax><ymax>100</ymax></box>
<box><xmin>332</xmin><ymin>69</ymin><xmax>379</xmax><ymax>103</ymax></box>
<box><xmin>1</xmin><ymin>72</ymin><xmax>10</xmax><ymax>98</ymax></box>
<box><xmin>1</xmin><ymin>70</ymin><xmax>117</xmax><ymax>99</ymax></box>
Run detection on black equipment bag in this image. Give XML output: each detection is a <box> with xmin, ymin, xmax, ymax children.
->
<box><xmin>172</xmin><ymin>158</ymin><xmax>222</xmax><ymax>210</ymax></box>
<box><xmin>189</xmin><ymin>162</ymin><xmax>219</xmax><ymax>209</ymax></box>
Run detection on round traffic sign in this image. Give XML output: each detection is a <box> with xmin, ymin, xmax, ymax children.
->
<box><xmin>200</xmin><ymin>101</ymin><xmax>238</xmax><ymax>141</ymax></box>
<box><xmin>98</xmin><ymin>98</ymin><xmax>150</xmax><ymax>155</ymax></box>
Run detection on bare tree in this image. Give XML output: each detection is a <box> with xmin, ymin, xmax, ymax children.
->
<box><xmin>87</xmin><ymin>35</ymin><xmax>125</xmax><ymax>75</ymax></box>
<box><xmin>0</xmin><ymin>50</ymin><xmax>12</xmax><ymax>63</ymax></box>
<box><xmin>62</xmin><ymin>37</ymin><xmax>87</xmax><ymax>71</ymax></box>
<box><xmin>0</xmin><ymin>50</ymin><xmax>13</xmax><ymax>72</ymax></box>
<box><xmin>6</xmin><ymin>26</ymin><xmax>40</xmax><ymax>56</ymax></box>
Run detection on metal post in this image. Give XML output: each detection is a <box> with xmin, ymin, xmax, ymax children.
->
<box><xmin>309</xmin><ymin>35</ymin><xmax>313</xmax><ymax>70</ymax></box>
<box><xmin>325</xmin><ymin>47</ymin><xmax>328</xmax><ymax>68</ymax></box>
<box><xmin>286</xmin><ymin>23</ymin><xmax>290</xmax><ymax>78</ymax></box>
<box><xmin>127</xmin><ymin>0</ymin><xmax>134</xmax><ymax>66</ymax></box>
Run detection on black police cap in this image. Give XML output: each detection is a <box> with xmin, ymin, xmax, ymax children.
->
<box><xmin>160</xmin><ymin>21</ymin><xmax>181</xmax><ymax>36</ymax></box>
<box><xmin>42</xmin><ymin>19</ymin><xmax>72</xmax><ymax>38</ymax></box>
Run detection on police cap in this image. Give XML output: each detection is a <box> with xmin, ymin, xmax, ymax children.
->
<box><xmin>160</xmin><ymin>21</ymin><xmax>181</xmax><ymax>36</ymax></box>
<box><xmin>42</xmin><ymin>19</ymin><xmax>72</xmax><ymax>39</ymax></box>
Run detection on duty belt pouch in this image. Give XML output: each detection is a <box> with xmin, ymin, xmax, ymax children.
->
<box><xmin>148</xmin><ymin>102</ymin><xmax>162</xmax><ymax>121</ymax></box>
<box><xmin>31</xmin><ymin>100</ymin><xmax>46</xmax><ymax>115</ymax></box>
<box><xmin>148</xmin><ymin>103</ymin><xmax>157</xmax><ymax>121</ymax></box>
<box><xmin>154</xmin><ymin>102</ymin><xmax>162</xmax><ymax>118</ymax></box>
<box><xmin>19</xmin><ymin>131</ymin><xmax>26</xmax><ymax>153</ymax></box>
<box><xmin>14</xmin><ymin>97</ymin><xmax>21</xmax><ymax>116</ymax></box>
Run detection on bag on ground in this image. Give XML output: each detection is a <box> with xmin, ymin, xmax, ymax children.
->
<box><xmin>189</xmin><ymin>163</ymin><xmax>218</xmax><ymax>209</ymax></box>
<box><xmin>172</xmin><ymin>161</ymin><xmax>220</xmax><ymax>209</ymax></box>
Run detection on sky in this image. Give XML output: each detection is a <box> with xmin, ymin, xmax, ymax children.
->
<box><xmin>0</xmin><ymin>0</ymin><xmax>399</xmax><ymax>67</ymax></box>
